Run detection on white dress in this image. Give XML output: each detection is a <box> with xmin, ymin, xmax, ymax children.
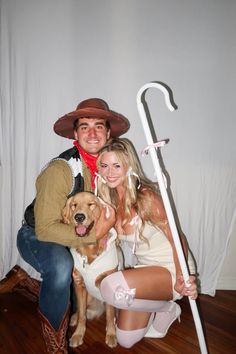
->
<box><xmin>71</xmin><ymin>229</ymin><xmax>118</xmax><ymax>301</ymax></box>
<box><xmin>118</xmin><ymin>217</ymin><xmax>195</xmax><ymax>301</ymax></box>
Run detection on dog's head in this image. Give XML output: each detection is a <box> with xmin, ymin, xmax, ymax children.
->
<box><xmin>62</xmin><ymin>192</ymin><xmax>102</xmax><ymax>237</ymax></box>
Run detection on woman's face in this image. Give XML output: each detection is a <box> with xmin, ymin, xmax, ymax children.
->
<box><xmin>98</xmin><ymin>151</ymin><xmax>127</xmax><ymax>189</ymax></box>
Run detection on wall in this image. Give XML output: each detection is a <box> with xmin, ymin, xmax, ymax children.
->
<box><xmin>1</xmin><ymin>0</ymin><xmax>235</xmax><ymax>293</ymax></box>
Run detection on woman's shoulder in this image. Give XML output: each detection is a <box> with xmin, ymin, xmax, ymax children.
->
<box><xmin>139</xmin><ymin>186</ymin><xmax>166</xmax><ymax>221</ymax></box>
<box><xmin>140</xmin><ymin>186</ymin><xmax>160</xmax><ymax>200</ymax></box>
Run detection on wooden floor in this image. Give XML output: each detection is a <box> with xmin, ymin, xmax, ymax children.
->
<box><xmin>0</xmin><ymin>290</ymin><xmax>235</xmax><ymax>354</ymax></box>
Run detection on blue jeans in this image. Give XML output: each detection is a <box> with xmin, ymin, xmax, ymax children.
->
<box><xmin>17</xmin><ymin>224</ymin><xmax>74</xmax><ymax>330</ymax></box>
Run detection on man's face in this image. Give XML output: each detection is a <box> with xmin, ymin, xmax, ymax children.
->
<box><xmin>74</xmin><ymin>117</ymin><xmax>110</xmax><ymax>156</ymax></box>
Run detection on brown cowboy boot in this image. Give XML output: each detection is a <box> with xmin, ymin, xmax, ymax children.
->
<box><xmin>38</xmin><ymin>308</ymin><xmax>69</xmax><ymax>354</ymax></box>
<box><xmin>0</xmin><ymin>265</ymin><xmax>40</xmax><ymax>302</ymax></box>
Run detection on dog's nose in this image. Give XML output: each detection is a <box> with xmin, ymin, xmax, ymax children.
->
<box><xmin>74</xmin><ymin>213</ymin><xmax>86</xmax><ymax>223</ymax></box>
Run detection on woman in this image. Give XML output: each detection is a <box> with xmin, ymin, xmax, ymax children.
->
<box><xmin>96</xmin><ymin>138</ymin><xmax>198</xmax><ymax>348</ymax></box>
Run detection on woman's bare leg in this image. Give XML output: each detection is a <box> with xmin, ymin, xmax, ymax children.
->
<box><xmin>116</xmin><ymin>310</ymin><xmax>153</xmax><ymax>348</ymax></box>
<box><xmin>117</xmin><ymin>309</ymin><xmax>151</xmax><ymax>330</ymax></box>
<box><xmin>115</xmin><ymin>266</ymin><xmax>173</xmax><ymax>329</ymax></box>
<box><xmin>122</xmin><ymin>266</ymin><xmax>173</xmax><ymax>300</ymax></box>
<box><xmin>100</xmin><ymin>266</ymin><xmax>173</xmax><ymax>311</ymax></box>
<box><xmin>100</xmin><ymin>267</ymin><xmax>179</xmax><ymax>348</ymax></box>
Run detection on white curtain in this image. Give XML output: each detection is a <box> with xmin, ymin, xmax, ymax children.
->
<box><xmin>1</xmin><ymin>0</ymin><xmax>236</xmax><ymax>294</ymax></box>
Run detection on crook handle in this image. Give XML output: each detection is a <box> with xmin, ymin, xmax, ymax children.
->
<box><xmin>136</xmin><ymin>82</ymin><xmax>176</xmax><ymax>145</ymax></box>
<box><xmin>136</xmin><ymin>82</ymin><xmax>176</xmax><ymax>112</ymax></box>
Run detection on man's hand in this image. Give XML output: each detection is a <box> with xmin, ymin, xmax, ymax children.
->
<box><xmin>95</xmin><ymin>203</ymin><xmax>116</xmax><ymax>240</ymax></box>
<box><xmin>174</xmin><ymin>275</ymin><xmax>198</xmax><ymax>300</ymax></box>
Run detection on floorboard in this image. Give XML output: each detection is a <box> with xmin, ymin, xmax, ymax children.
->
<box><xmin>0</xmin><ymin>290</ymin><xmax>235</xmax><ymax>354</ymax></box>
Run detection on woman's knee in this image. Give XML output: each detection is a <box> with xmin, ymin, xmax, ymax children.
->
<box><xmin>116</xmin><ymin>326</ymin><xmax>146</xmax><ymax>348</ymax></box>
<box><xmin>100</xmin><ymin>271</ymin><xmax>129</xmax><ymax>304</ymax></box>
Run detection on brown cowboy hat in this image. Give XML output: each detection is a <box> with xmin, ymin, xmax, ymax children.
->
<box><xmin>54</xmin><ymin>98</ymin><xmax>130</xmax><ymax>139</ymax></box>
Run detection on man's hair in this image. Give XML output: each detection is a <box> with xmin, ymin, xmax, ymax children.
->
<box><xmin>73</xmin><ymin>118</ymin><xmax>110</xmax><ymax>131</ymax></box>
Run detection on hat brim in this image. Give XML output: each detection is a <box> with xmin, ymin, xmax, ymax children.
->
<box><xmin>53</xmin><ymin>107</ymin><xmax>130</xmax><ymax>139</ymax></box>
<box><xmin>53</xmin><ymin>108</ymin><xmax>130</xmax><ymax>139</ymax></box>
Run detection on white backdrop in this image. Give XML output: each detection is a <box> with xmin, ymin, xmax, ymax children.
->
<box><xmin>1</xmin><ymin>0</ymin><xmax>236</xmax><ymax>296</ymax></box>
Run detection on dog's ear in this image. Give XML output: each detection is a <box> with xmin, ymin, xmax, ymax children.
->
<box><xmin>62</xmin><ymin>196</ymin><xmax>74</xmax><ymax>224</ymax></box>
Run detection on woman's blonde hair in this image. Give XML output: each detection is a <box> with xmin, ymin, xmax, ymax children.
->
<box><xmin>96</xmin><ymin>138</ymin><xmax>161</xmax><ymax>233</ymax></box>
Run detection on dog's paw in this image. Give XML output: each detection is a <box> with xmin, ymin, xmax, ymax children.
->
<box><xmin>69</xmin><ymin>333</ymin><xmax>84</xmax><ymax>347</ymax></box>
<box><xmin>69</xmin><ymin>313</ymin><xmax>78</xmax><ymax>327</ymax></box>
<box><xmin>105</xmin><ymin>333</ymin><xmax>117</xmax><ymax>348</ymax></box>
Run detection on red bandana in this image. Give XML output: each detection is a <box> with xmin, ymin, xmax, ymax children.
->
<box><xmin>73</xmin><ymin>141</ymin><xmax>98</xmax><ymax>189</ymax></box>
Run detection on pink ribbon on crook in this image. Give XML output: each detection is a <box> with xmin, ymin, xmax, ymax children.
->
<box><xmin>141</xmin><ymin>139</ymin><xmax>169</xmax><ymax>156</ymax></box>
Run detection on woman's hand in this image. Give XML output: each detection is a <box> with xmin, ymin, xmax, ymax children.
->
<box><xmin>174</xmin><ymin>275</ymin><xmax>198</xmax><ymax>300</ymax></box>
<box><xmin>95</xmin><ymin>203</ymin><xmax>116</xmax><ymax>240</ymax></box>
<box><xmin>72</xmin><ymin>268</ymin><xmax>81</xmax><ymax>284</ymax></box>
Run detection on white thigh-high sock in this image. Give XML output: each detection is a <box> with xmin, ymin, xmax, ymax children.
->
<box><xmin>145</xmin><ymin>302</ymin><xmax>181</xmax><ymax>338</ymax></box>
<box><xmin>116</xmin><ymin>313</ymin><xmax>154</xmax><ymax>348</ymax></box>
<box><xmin>116</xmin><ymin>327</ymin><xmax>147</xmax><ymax>348</ymax></box>
<box><xmin>100</xmin><ymin>271</ymin><xmax>170</xmax><ymax>312</ymax></box>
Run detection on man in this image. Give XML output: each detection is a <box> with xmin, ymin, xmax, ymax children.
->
<box><xmin>0</xmin><ymin>98</ymin><xmax>130</xmax><ymax>353</ymax></box>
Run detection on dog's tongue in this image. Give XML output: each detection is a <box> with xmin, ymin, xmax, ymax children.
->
<box><xmin>75</xmin><ymin>224</ymin><xmax>87</xmax><ymax>236</ymax></box>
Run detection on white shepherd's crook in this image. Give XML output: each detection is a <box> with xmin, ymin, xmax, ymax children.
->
<box><xmin>136</xmin><ymin>82</ymin><xmax>208</xmax><ymax>354</ymax></box>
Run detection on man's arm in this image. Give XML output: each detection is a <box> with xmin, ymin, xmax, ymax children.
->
<box><xmin>35</xmin><ymin>160</ymin><xmax>96</xmax><ymax>247</ymax></box>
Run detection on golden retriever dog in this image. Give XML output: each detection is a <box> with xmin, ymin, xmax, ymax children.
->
<box><xmin>62</xmin><ymin>191</ymin><xmax>118</xmax><ymax>348</ymax></box>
